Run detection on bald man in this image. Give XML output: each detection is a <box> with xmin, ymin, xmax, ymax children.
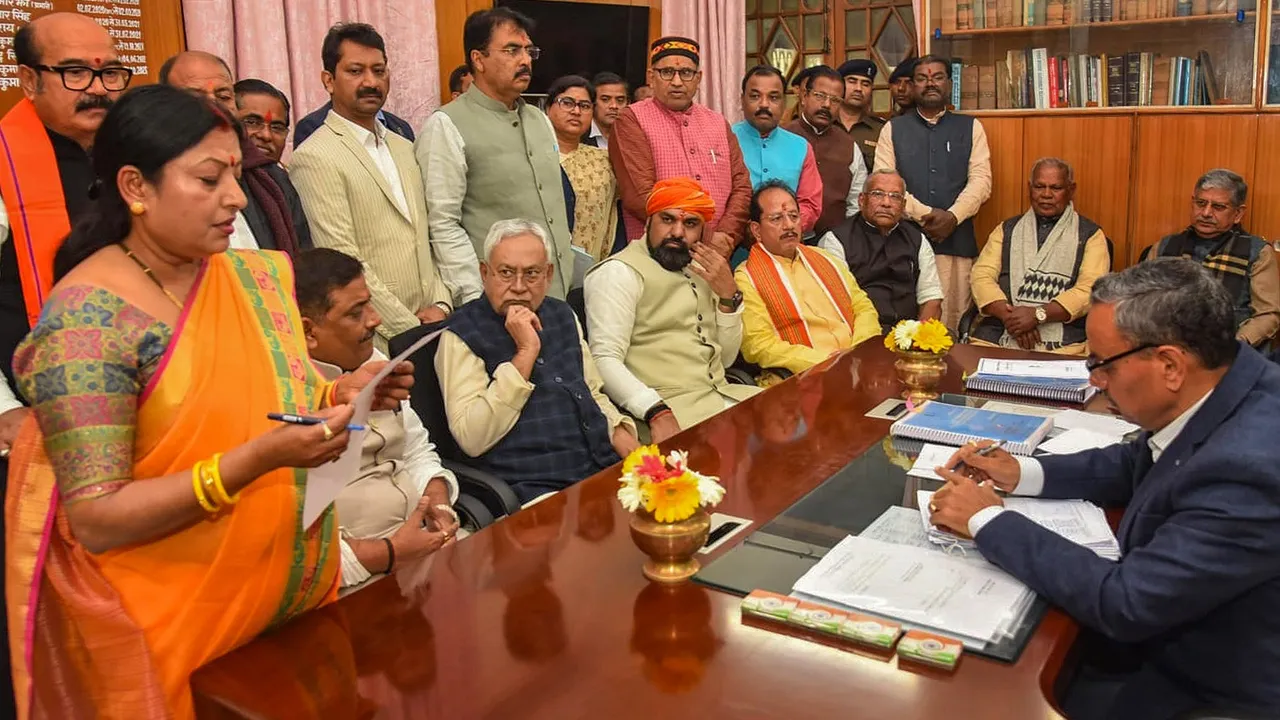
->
<box><xmin>160</xmin><ymin>51</ymin><xmax>312</xmax><ymax>256</ymax></box>
<box><xmin>0</xmin><ymin>11</ymin><xmax>121</xmax><ymax>716</ymax></box>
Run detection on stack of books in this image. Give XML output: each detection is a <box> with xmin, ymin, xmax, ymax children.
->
<box><xmin>940</xmin><ymin>0</ymin><xmax>1249</xmax><ymax>31</ymax></box>
<box><xmin>889</xmin><ymin>400</ymin><xmax>1055</xmax><ymax>455</ymax></box>
<box><xmin>964</xmin><ymin>358</ymin><xmax>1098</xmax><ymax>404</ymax></box>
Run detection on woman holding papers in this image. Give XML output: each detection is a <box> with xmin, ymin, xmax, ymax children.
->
<box><xmin>5</xmin><ymin>86</ymin><xmax>411</xmax><ymax>719</ymax></box>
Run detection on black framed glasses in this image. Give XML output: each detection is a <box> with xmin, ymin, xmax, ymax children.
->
<box><xmin>552</xmin><ymin>97</ymin><xmax>593</xmax><ymax>113</ymax></box>
<box><xmin>30</xmin><ymin>64</ymin><xmax>133</xmax><ymax>92</ymax></box>
<box><xmin>653</xmin><ymin>67</ymin><xmax>698</xmax><ymax>82</ymax></box>
<box><xmin>1085</xmin><ymin>343</ymin><xmax>1158</xmax><ymax>373</ymax></box>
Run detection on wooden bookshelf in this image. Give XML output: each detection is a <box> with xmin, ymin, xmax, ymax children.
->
<box><xmin>935</xmin><ymin>10</ymin><xmax>1253</xmax><ymax>36</ymax></box>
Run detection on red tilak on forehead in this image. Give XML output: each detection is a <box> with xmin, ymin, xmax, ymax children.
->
<box><xmin>228</xmin><ymin>155</ymin><xmax>240</xmax><ymax>167</ymax></box>
<box><xmin>94</xmin><ymin>57</ymin><xmax>101</xmax><ymax>64</ymax></box>
<box><xmin>264</xmin><ymin>110</ymin><xmax>273</xmax><ymax>123</ymax></box>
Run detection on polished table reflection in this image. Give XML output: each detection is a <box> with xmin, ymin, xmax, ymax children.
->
<box><xmin>191</xmin><ymin>343</ymin><xmax>1093</xmax><ymax>719</ymax></box>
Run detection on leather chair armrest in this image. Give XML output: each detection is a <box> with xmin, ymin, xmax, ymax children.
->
<box><xmin>452</xmin><ymin>493</ymin><xmax>495</xmax><ymax>531</ymax></box>
<box><xmin>724</xmin><ymin>367</ymin><xmax>758</xmax><ymax>386</ymax></box>
<box><xmin>443</xmin><ymin>460</ymin><xmax>522</xmax><ymax>517</ymax></box>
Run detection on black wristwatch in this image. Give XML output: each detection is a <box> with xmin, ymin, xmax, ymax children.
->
<box><xmin>718</xmin><ymin>290</ymin><xmax>744</xmax><ymax>312</ymax></box>
<box><xmin>643</xmin><ymin>403</ymin><xmax>672</xmax><ymax>423</ymax></box>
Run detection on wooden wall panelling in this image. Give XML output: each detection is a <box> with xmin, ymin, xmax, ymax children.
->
<box><xmin>1249</xmin><ymin>115</ymin><xmax>1280</xmax><ymax>243</ymax></box>
<box><xmin>972</xmin><ymin>116</ymin><xmax>1025</xmax><ymax>250</ymax></box>
<box><xmin>435</xmin><ymin>0</ymin><xmax>494</xmax><ymax>100</ymax></box>
<box><xmin>1128</xmin><ymin>113</ymin><xmax>1259</xmax><ymax>265</ymax></box>
<box><xmin>1021</xmin><ymin>115</ymin><xmax>1135</xmax><ymax>270</ymax></box>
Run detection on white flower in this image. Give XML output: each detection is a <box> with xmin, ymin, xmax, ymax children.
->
<box><xmin>617</xmin><ymin>483</ymin><xmax>646</xmax><ymax>512</ymax></box>
<box><xmin>893</xmin><ymin>320</ymin><xmax>921</xmax><ymax>350</ymax></box>
<box><xmin>667</xmin><ymin>449</ymin><xmax>688</xmax><ymax>471</ymax></box>
<box><xmin>695</xmin><ymin>474</ymin><xmax>726</xmax><ymax>507</ymax></box>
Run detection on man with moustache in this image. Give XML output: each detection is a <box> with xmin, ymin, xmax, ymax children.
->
<box><xmin>784</xmin><ymin>65</ymin><xmax>866</xmax><ymax>236</ymax></box>
<box><xmin>835</xmin><ymin>59</ymin><xmax>884</xmax><ymax>173</ymax></box>
<box><xmin>293</xmin><ymin>73</ymin><xmax>415</xmax><ymax>149</ymax></box>
<box><xmin>290</xmin><ymin>23</ymin><xmax>452</xmax><ymax>352</ymax></box>
<box><xmin>585</xmin><ymin>71</ymin><xmax>628</xmax><ymax>149</ymax></box>
<box><xmin>0</xmin><ymin>14</ymin><xmax>125</xmax><ymax>712</ymax></box>
<box><xmin>731</xmin><ymin>65</ymin><xmax>821</xmax><ymax>234</ymax></box>
<box><xmin>294</xmin><ymin>248</ymin><xmax>461</xmax><ymax>591</ymax></box>
<box><xmin>819</xmin><ymin>169</ymin><xmax>944</xmax><ymax>331</ymax></box>
<box><xmin>970</xmin><ymin>158</ymin><xmax>1110</xmax><ymax>356</ymax></box>
<box><xmin>736</xmin><ymin>181</ymin><xmax>879</xmax><ymax>375</ymax></box>
<box><xmin>609</xmin><ymin>37</ymin><xmax>752</xmax><ymax>257</ymax></box>
<box><xmin>585</xmin><ymin>178</ymin><xmax>761</xmax><ymax>442</ymax></box>
<box><xmin>874</xmin><ymin>54</ymin><xmax>991</xmax><ymax>329</ymax></box>
<box><xmin>929</xmin><ymin>259</ymin><xmax>1280</xmax><ymax>720</ymax></box>
<box><xmin>1141</xmin><ymin>169</ymin><xmax>1280</xmax><ymax>348</ymax></box>
<box><xmin>161</xmin><ymin>51</ymin><xmax>311</xmax><ymax>255</ymax></box>
<box><xmin>419</xmin><ymin>7</ymin><xmax>573</xmax><ymax>305</ymax></box>
<box><xmin>436</xmin><ymin>219</ymin><xmax>637</xmax><ymax>503</ymax></box>
<box><xmin>234</xmin><ymin>78</ymin><xmax>291</xmax><ymax>165</ymax></box>
<box><xmin>888</xmin><ymin>58</ymin><xmax>917</xmax><ymax>117</ymax></box>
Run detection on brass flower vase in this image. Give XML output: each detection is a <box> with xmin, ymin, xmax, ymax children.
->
<box><xmin>629</xmin><ymin>508</ymin><xmax>711</xmax><ymax>584</ymax></box>
<box><xmin>894</xmin><ymin>349</ymin><xmax>947</xmax><ymax>402</ymax></box>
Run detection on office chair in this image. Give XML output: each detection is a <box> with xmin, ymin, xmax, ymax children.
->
<box><xmin>389</xmin><ymin>323</ymin><xmax>522</xmax><ymax>529</ymax></box>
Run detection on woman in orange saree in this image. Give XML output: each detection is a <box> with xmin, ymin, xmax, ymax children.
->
<box><xmin>5</xmin><ymin>86</ymin><xmax>410</xmax><ymax>719</ymax></box>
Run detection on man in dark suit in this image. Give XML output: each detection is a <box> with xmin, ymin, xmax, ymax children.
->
<box><xmin>931</xmin><ymin>257</ymin><xmax>1280</xmax><ymax>720</ymax></box>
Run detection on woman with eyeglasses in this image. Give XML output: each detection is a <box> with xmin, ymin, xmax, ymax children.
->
<box><xmin>544</xmin><ymin>75</ymin><xmax>619</xmax><ymax>262</ymax></box>
<box><xmin>6</xmin><ymin>85</ymin><xmax>411</xmax><ymax>719</ymax></box>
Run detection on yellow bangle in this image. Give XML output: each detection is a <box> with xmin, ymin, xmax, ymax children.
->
<box><xmin>192</xmin><ymin>460</ymin><xmax>218</xmax><ymax>514</ymax></box>
<box><xmin>204</xmin><ymin>453</ymin><xmax>238</xmax><ymax>506</ymax></box>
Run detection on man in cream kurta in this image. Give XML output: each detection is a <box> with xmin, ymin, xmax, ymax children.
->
<box><xmin>585</xmin><ymin>178</ymin><xmax>761</xmax><ymax>444</ymax></box>
<box><xmin>736</xmin><ymin>182</ymin><xmax>880</xmax><ymax>376</ymax></box>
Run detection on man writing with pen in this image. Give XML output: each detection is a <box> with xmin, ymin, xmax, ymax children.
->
<box><xmin>927</xmin><ymin>259</ymin><xmax>1280</xmax><ymax>720</ymax></box>
<box><xmin>295</xmin><ymin>248</ymin><xmax>462</xmax><ymax>592</ymax></box>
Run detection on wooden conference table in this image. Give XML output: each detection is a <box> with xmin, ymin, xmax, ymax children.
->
<box><xmin>192</xmin><ymin>342</ymin><xmax>1098</xmax><ymax>719</ymax></box>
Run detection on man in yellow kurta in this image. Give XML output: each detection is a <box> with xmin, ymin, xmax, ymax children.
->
<box><xmin>736</xmin><ymin>181</ymin><xmax>880</xmax><ymax>376</ymax></box>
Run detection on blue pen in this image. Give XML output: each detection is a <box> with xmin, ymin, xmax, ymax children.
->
<box><xmin>267</xmin><ymin>412</ymin><xmax>366</xmax><ymax>432</ymax></box>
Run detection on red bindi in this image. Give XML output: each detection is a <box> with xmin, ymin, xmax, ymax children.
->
<box><xmin>264</xmin><ymin>110</ymin><xmax>273</xmax><ymax>123</ymax></box>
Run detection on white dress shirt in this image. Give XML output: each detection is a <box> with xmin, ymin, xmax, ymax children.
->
<box><xmin>584</xmin><ymin>259</ymin><xmax>744</xmax><ymax>418</ymax></box>
<box><xmin>332</xmin><ymin>111</ymin><xmax>410</xmax><ymax>216</ymax></box>
<box><xmin>968</xmin><ymin>392</ymin><xmax>1213</xmax><ymax>538</ymax></box>
<box><xmin>0</xmin><ymin>202</ymin><xmax>19</xmax><ymax>416</ymax></box>
<box><xmin>845</xmin><ymin>154</ymin><xmax>868</xmax><ymax>216</ymax></box>
<box><xmin>818</xmin><ymin>226</ymin><xmax>945</xmax><ymax>305</ymax></box>
<box><xmin>226</xmin><ymin>211</ymin><xmax>259</xmax><ymax>250</ymax></box>
<box><xmin>588</xmin><ymin>120</ymin><xmax>608</xmax><ymax>149</ymax></box>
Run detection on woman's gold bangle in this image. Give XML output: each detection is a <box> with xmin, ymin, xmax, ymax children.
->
<box><xmin>192</xmin><ymin>460</ymin><xmax>218</xmax><ymax>514</ymax></box>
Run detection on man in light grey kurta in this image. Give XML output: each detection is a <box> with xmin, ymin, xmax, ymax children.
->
<box><xmin>415</xmin><ymin>7</ymin><xmax>572</xmax><ymax>305</ymax></box>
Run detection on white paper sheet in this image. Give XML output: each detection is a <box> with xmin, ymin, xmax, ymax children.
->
<box><xmin>1038</xmin><ymin>428</ymin><xmax>1123</xmax><ymax>455</ymax></box>
<box><xmin>1051</xmin><ymin>408</ymin><xmax>1139</xmax><ymax>437</ymax></box>
<box><xmin>918</xmin><ymin>490</ymin><xmax>1120</xmax><ymax>560</ymax></box>
<box><xmin>907</xmin><ymin>443</ymin><xmax>961</xmax><ymax>480</ymax></box>
<box><xmin>303</xmin><ymin>330</ymin><xmax>442</xmax><ymax>527</ymax></box>
<box><xmin>978</xmin><ymin>401</ymin><xmax>1061</xmax><ymax>418</ymax></box>
<box><xmin>975</xmin><ymin>358</ymin><xmax>1089</xmax><ymax>380</ymax></box>
<box><xmin>792</xmin><ymin>535</ymin><xmax>1033</xmax><ymax>643</ymax></box>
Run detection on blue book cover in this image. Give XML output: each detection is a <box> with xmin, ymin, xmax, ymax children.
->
<box><xmin>890</xmin><ymin>401</ymin><xmax>1053</xmax><ymax>454</ymax></box>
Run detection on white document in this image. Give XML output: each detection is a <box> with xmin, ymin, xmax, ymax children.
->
<box><xmin>978</xmin><ymin>401</ymin><xmax>1061</xmax><ymax>418</ymax></box>
<box><xmin>793</xmin><ymin>535</ymin><xmax>1033</xmax><ymax>643</ymax></box>
<box><xmin>859</xmin><ymin>506</ymin><xmax>937</xmax><ymax>551</ymax></box>
<box><xmin>1039</xmin><ymin>428</ymin><xmax>1122</xmax><ymax>455</ymax></box>
<box><xmin>303</xmin><ymin>330</ymin><xmax>442</xmax><ymax>527</ymax></box>
<box><xmin>975</xmin><ymin>358</ymin><xmax>1089</xmax><ymax>381</ymax></box>
<box><xmin>918</xmin><ymin>490</ymin><xmax>1120</xmax><ymax>560</ymax></box>
<box><xmin>1051</xmin><ymin>408</ymin><xmax>1139</xmax><ymax>438</ymax></box>
<box><xmin>907</xmin><ymin>443</ymin><xmax>960</xmax><ymax>481</ymax></box>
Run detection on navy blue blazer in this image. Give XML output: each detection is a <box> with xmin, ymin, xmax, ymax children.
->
<box><xmin>977</xmin><ymin>343</ymin><xmax>1280</xmax><ymax>719</ymax></box>
<box><xmin>292</xmin><ymin>102</ymin><xmax>415</xmax><ymax>150</ymax></box>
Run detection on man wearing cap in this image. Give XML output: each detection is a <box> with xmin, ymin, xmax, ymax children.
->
<box><xmin>836</xmin><ymin>59</ymin><xmax>884</xmax><ymax>174</ymax></box>
<box><xmin>609</xmin><ymin>37</ymin><xmax>752</xmax><ymax>256</ymax></box>
<box><xmin>585</xmin><ymin>177</ymin><xmax>760</xmax><ymax>443</ymax></box>
<box><xmin>731</xmin><ymin>65</ymin><xmax>821</xmax><ymax>234</ymax></box>
<box><xmin>888</xmin><ymin>58</ymin><xmax>917</xmax><ymax>117</ymax></box>
<box><xmin>784</xmin><ymin>65</ymin><xmax>866</xmax><ymax>236</ymax></box>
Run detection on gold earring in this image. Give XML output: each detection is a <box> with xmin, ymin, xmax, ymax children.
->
<box><xmin>129</xmin><ymin>201</ymin><xmax>145</xmax><ymax>216</ymax></box>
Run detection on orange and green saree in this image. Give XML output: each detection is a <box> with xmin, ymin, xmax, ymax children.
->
<box><xmin>6</xmin><ymin>249</ymin><xmax>340</xmax><ymax>719</ymax></box>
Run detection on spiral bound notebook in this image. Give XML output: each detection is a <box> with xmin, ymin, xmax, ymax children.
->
<box><xmin>964</xmin><ymin>358</ymin><xmax>1098</xmax><ymax>404</ymax></box>
<box><xmin>889</xmin><ymin>401</ymin><xmax>1054</xmax><ymax>455</ymax></box>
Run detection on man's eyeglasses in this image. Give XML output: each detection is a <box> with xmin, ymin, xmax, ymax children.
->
<box><xmin>30</xmin><ymin>64</ymin><xmax>132</xmax><ymax>92</ymax></box>
<box><xmin>241</xmin><ymin>116</ymin><xmax>289</xmax><ymax>136</ymax></box>
<box><xmin>488</xmin><ymin>44</ymin><xmax>541</xmax><ymax>60</ymax></box>
<box><xmin>864</xmin><ymin>189</ymin><xmax>906</xmax><ymax>203</ymax></box>
<box><xmin>553</xmin><ymin>97</ymin><xmax>593</xmax><ymax>113</ymax></box>
<box><xmin>1085</xmin><ymin>343</ymin><xmax>1158</xmax><ymax>373</ymax></box>
<box><xmin>495</xmin><ymin>266</ymin><xmax>546</xmax><ymax>284</ymax></box>
<box><xmin>806</xmin><ymin>89</ymin><xmax>841</xmax><ymax>106</ymax></box>
<box><xmin>653</xmin><ymin>67</ymin><xmax>698</xmax><ymax>82</ymax></box>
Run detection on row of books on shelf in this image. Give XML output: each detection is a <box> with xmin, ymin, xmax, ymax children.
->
<box><xmin>948</xmin><ymin>50</ymin><xmax>1220</xmax><ymax>110</ymax></box>
<box><xmin>939</xmin><ymin>0</ymin><xmax>1251</xmax><ymax>31</ymax></box>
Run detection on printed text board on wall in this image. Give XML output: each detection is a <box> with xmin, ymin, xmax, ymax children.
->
<box><xmin>0</xmin><ymin>0</ymin><xmax>186</xmax><ymax>113</ymax></box>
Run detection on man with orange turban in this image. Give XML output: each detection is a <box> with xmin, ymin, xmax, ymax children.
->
<box><xmin>584</xmin><ymin>177</ymin><xmax>761</xmax><ymax>442</ymax></box>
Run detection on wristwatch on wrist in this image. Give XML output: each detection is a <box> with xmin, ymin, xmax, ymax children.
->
<box><xmin>1034</xmin><ymin>306</ymin><xmax>1048</xmax><ymax>324</ymax></box>
<box><xmin>718</xmin><ymin>290</ymin><xmax>744</xmax><ymax>312</ymax></box>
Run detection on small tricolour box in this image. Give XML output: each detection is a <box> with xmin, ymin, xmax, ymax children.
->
<box><xmin>895</xmin><ymin>630</ymin><xmax>963</xmax><ymax>670</ymax></box>
<box><xmin>740</xmin><ymin>590</ymin><xmax>799</xmax><ymax>622</ymax></box>
<box><xmin>837</xmin><ymin>613</ymin><xmax>903</xmax><ymax>650</ymax></box>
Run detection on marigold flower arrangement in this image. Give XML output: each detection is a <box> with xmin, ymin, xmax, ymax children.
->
<box><xmin>883</xmin><ymin>318</ymin><xmax>953</xmax><ymax>355</ymax></box>
<box><xmin>617</xmin><ymin>445</ymin><xmax>726</xmax><ymax>523</ymax></box>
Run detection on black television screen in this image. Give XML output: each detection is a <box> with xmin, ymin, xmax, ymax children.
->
<box><xmin>494</xmin><ymin>0</ymin><xmax>651</xmax><ymax>97</ymax></box>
